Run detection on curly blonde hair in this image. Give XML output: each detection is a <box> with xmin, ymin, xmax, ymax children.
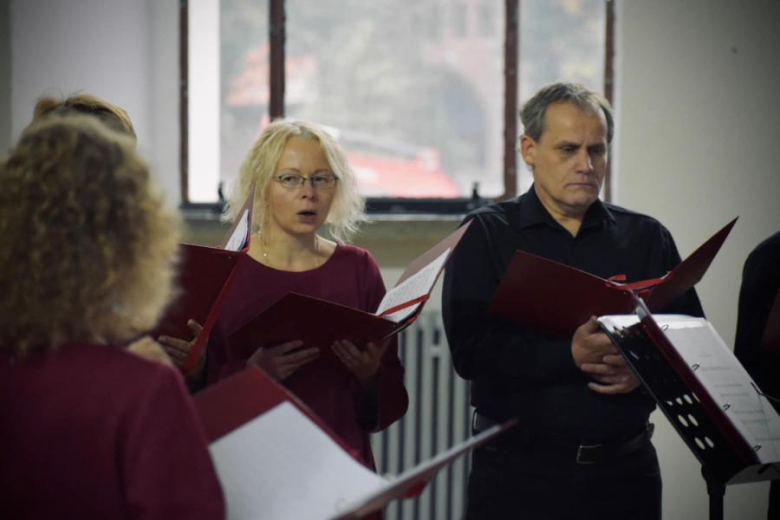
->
<box><xmin>226</xmin><ymin>119</ymin><xmax>365</xmax><ymax>243</ymax></box>
<box><xmin>33</xmin><ymin>94</ymin><xmax>137</xmax><ymax>139</ymax></box>
<box><xmin>0</xmin><ymin>116</ymin><xmax>179</xmax><ymax>355</ymax></box>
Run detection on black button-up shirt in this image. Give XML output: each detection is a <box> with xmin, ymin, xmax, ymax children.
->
<box><xmin>734</xmin><ymin>232</ymin><xmax>780</xmax><ymax>413</ymax></box>
<box><xmin>442</xmin><ymin>186</ymin><xmax>704</xmax><ymax>440</ymax></box>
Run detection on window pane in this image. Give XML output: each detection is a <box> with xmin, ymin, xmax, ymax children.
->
<box><xmin>220</xmin><ymin>0</ymin><xmax>270</xmax><ymax>199</ymax></box>
<box><xmin>196</xmin><ymin>0</ymin><xmax>607</xmax><ymax>202</ymax></box>
<box><xmin>517</xmin><ymin>0</ymin><xmax>606</xmax><ymax>194</ymax></box>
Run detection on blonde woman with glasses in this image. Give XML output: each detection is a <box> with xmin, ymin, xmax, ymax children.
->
<box><xmin>162</xmin><ymin>120</ymin><xmax>408</xmax><ymax>480</ymax></box>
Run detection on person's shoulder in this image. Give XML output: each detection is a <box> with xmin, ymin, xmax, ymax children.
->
<box><xmin>745</xmin><ymin>231</ymin><xmax>780</xmax><ymax>271</ymax></box>
<box><xmin>602</xmin><ymin>201</ymin><xmax>671</xmax><ymax>234</ymax></box>
<box><xmin>334</xmin><ymin>243</ymin><xmax>380</xmax><ymax>269</ymax></box>
<box><xmin>463</xmin><ymin>198</ymin><xmax>523</xmax><ymax>226</ymax></box>
<box><xmin>63</xmin><ymin>343</ymin><xmax>179</xmax><ymax>384</ymax></box>
<box><xmin>752</xmin><ymin>231</ymin><xmax>780</xmax><ymax>256</ymax></box>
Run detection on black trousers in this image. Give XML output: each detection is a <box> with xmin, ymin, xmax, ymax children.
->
<box><xmin>466</xmin><ymin>436</ymin><xmax>662</xmax><ymax>520</ymax></box>
<box><xmin>769</xmin><ymin>480</ymin><xmax>780</xmax><ymax>520</ymax></box>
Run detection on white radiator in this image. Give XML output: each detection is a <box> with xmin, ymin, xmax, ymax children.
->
<box><xmin>371</xmin><ymin>311</ymin><xmax>474</xmax><ymax>520</ymax></box>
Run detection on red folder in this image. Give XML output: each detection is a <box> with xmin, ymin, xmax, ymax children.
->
<box><xmin>489</xmin><ymin>218</ymin><xmax>737</xmax><ymax>338</ymax></box>
<box><xmin>150</xmin><ymin>187</ymin><xmax>256</xmax><ymax>372</ymax></box>
<box><xmin>226</xmin><ymin>221</ymin><xmax>472</xmax><ymax>362</ymax></box>
<box><xmin>193</xmin><ymin>366</ymin><xmax>514</xmax><ymax>519</ymax></box>
<box><xmin>193</xmin><ymin>366</ymin><xmax>356</xmax><ymax>455</ymax></box>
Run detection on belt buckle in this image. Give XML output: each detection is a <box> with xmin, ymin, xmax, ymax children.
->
<box><xmin>576</xmin><ymin>443</ymin><xmax>603</xmax><ymax>465</ymax></box>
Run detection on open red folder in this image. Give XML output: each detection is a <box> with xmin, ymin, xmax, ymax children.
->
<box><xmin>193</xmin><ymin>366</ymin><xmax>514</xmax><ymax>520</ymax></box>
<box><xmin>150</xmin><ymin>187</ymin><xmax>256</xmax><ymax>373</ymax></box>
<box><xmin>489</xmin><ymin>218</ymin><xmax>737</xmax><ymax>338</ymax></box>
<box><xmin>226</xmin><ymin>221</ymin><xmax>472</xmax><ymax>361</ymax></box>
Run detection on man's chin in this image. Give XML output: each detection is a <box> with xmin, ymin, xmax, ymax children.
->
<box><xmin>565</xmin><ymin>195</ymin><xmax>599</xmax><ymax>214</ymax></box>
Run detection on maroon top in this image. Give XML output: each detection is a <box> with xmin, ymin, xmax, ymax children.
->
<box><xmin>207</xmin><ymin>244</ymin><xmax>408</xmax><ymax>469</ymax></box>
<box><xmin>0</xmin><ymin>344</ymin><xmax>224</xmax><ymax>520</ymax></box>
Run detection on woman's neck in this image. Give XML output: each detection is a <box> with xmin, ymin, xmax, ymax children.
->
<box><xmin>252</xmin><ymin>226</ymin><xmax>322</xmax><ymax>272</ymax></box>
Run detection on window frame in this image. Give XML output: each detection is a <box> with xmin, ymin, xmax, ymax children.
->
<box><xmin>178</xmin><ymin>0</ymin><xmax>615</xmax><ymax>215</ymax></box>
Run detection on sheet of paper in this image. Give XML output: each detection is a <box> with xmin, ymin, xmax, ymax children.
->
<box><xmin>224</xmin><ymin>209</ymin><xmax>249</xmax><ymax>252</ymax></box>
<box><xmin>376</xmin><ymin>249</ymin><xmax>450</xmax><ymax>323</ymax></box>
<box><xmin>599</xmin><ymin>314</ymin><xmax>696</xmax><ymax>331</ymax></box>
<box><xmin>338</xmin><ymin>423</ymin><xmax>504</xmax><ymax>516</ymax></box>
<box><xmin>662</xmin><ymin>319</ymin><xmax>780</xmax><ymax>464</ymax></box>
<box><xmin>209</xmin><ymin>402</ymin><xmax>386</xmax><ymax>520</ymax></box>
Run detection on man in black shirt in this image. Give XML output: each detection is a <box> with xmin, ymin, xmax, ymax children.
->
<box><xmin>734</xmin><ymin>231</ymin><xmax>780</xmax><ymax>520</ymax></box>
<box><xmin>442</xmin><ymin>82</ymin><xmax>704</xmax><ymax>520</ymax></box>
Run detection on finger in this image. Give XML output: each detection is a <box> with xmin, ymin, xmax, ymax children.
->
<box><xmin>602</xmin><ymin>354</ymin><xmax>627</xmax><ymax>366</ymax></box>
<box><xmin>280</xmin><ymin>347</ymin><xmax>319</xmax><ymax>364</ymax></box>
<box><xmin>187</xmin><ymin>319</ymin><xmax>204</xmax><ymax>337</ymax></box>
<box><xmin>366</xmin><ymin>341</ymin><xmax>389</xmax><ymax>360</ymax></box>
<box><xmin>579</xmin><ymin>363</ymin><xmax>616</xmax><ymax>376</ymax></box>
<box><xmin>335</xmin><ymin>339</ymin><xmax>362</xmax><ymax>356</ymax></box>
<box><xmin>332</xmin><ymin>342</ymin><xmax>356</xmax><ymax>367</ymax></box>
<box><xmin>157</xmin><ymin>336</ymin><xmax>191</xmax><ymax>350</ymax></box>
<box><xmin>587</xmin><ymin>315</ymin><xmax>600</xmax><ymax>331</ymax></box>
<box><xmin>588</xmin><ymin>381</ymin><xmax>633</xmax><ymax>395</ymax></box>
<box><xmin>589</xmin><ymin>374</ymin><xmax>624</xmax><ymax>385</ymax></box>
<box><xmin>332</xmin><ymin>342</ymin><xmax>352</xmax><ymax>363</ymax></box>
<box><xmin>288</xmin><ymin>352</ymin><xmax>319</xmax><ymax>371</ymax></box>
<box><xmin>270</xmin><ymin>340</ymin><xmax>305</xmax><ymax>355</ymax></box>
<box><xmin>160</xmin><ymin>342</ymin><xmax>191</xmax><ymax>356</ymax></box>
<box><xmin>163</xmin><ymin>350</ymin><xmax>188</xmax><ymax>365</ymax></box>
<box><xmin>591</xmin><ymin>332</ymin><xmax>617</xmax><ymax>351</ymax></box>
<box><xmin>280</xmin><ymin>351</ymin><xmax>320</xmax><ymax>379</ymax></box>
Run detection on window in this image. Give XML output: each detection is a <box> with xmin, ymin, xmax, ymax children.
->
<box><xmin>183</xmin><ymin>0</ymin><xmax>612</xmax><ymax>211</ymax></box>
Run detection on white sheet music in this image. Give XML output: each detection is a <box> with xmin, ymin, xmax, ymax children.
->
<box><xmin>209</xmin><ymin>402</ymin><xmax>386</xmax><ymax>520</ymax></box>
<box><xmin>375</xmin><ymin>249</ymin><xmax>450</xmax><ymax>323</ymax></box>
<box><xmin>600</xmin><ymin>315</ymin><xmax>780</xmax><ymax>464</ymax></box>
<box><xmin>224</xmin><ymin>209</ymin><xmax>249</xmax><ymax>252</ymax></box>
<box><xmin>209</xmin><ymin>400</ymin><xmax>505</xmax><ymax>519</ymax></box>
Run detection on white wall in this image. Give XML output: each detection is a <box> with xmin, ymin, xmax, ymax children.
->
<box><xmin>0</xmin><ymin>0</ymin><xmax>11</xmax><ymax>157</ymax></box>
<box><xmin>617</xmin><ymin>1</ymin><xmax>780</xmax><ymax>519</ymax></box>
<box><xmin>7</xmin><ymin>0</ymin><xmax>180</xmax><ymax>205</ymax></box>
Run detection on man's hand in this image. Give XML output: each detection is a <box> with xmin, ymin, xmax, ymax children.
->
<box><xmin>246</xmin><ymin>340</ymin><xmax>319</xmax><ymax>381</ymax></box>
<box><xmin>572</xmin><ymin>316</ymin><xmax>640</xmax><ymax>395</ymax></box>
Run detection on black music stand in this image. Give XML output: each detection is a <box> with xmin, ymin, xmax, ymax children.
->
<box><xmin>600</xmin><ymin>297</ymin><xmax>780</xmax><ymax>520</ymax></box>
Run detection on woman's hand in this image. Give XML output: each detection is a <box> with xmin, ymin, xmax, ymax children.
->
<box><xmin>127</xmin><ymin>336</ymin><xmax>174</xmax><ymax>367</ymax></box>
<box><xmin>246</xmin><ymin>340</ymin><xmax>319</xmax><ymax>381</ymax></box>
<box><xmin>332</xmin><ymin>339</ymin><xmax>389</xmax><ymax>388</ymax></box>
<box><xmin>158</xmin><ymin>319</ymin><xmax>206</xmax><ymax>376</ymax></box>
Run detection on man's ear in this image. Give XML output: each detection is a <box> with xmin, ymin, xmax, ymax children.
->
<box><xmin>519</xmin><ymin>134</ymin><xmax>536</xmax><ymax>168</ymax></box>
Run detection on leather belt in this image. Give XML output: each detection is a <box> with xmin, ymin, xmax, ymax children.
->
<box><xmin>473</xmin><ymin>412</ymin><xmax>653</xmax><ymax>465</ymax></box>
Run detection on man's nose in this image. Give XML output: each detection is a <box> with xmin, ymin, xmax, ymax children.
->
<box><xmin>576</xmin><ymin>149</ymin><xmax>594</xmax><ymax>172</ymax></box>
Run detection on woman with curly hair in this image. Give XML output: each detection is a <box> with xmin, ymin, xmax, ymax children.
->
<box><xmin>0</xmin><ymin>116</ymin><xmax>224</xmax><ymax>519</ymax></box>
<box><xmin>160</xmin><ymin>119</ymin><xmax>408</xmax><ymax>477</ymax></box>
<box><xmin>32</xmin><ymin>93</ymin><xmax>137</xmax><ymax>138</ymax></box>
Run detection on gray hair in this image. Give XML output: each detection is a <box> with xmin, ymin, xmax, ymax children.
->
<box><xmin>520</xmin><ymin>82</ymin><xmax>614</xmax><ymax>144</ymax></box>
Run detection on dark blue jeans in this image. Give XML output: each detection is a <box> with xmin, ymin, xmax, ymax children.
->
<box><xmin>466</xmin><ymin>437</ymin><xmax>662</xmax><ymax>520</ymax></box>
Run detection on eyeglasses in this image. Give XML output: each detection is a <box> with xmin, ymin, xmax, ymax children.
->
<box><xmin>275</xmin><ymin>174</ymin><xmax>338</xmax><ymax>190</ymax></box>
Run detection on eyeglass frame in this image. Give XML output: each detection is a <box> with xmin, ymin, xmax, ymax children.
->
<box><xmin>273</xmin><ymin>173</ymin><xmax>339</xmax><ymax>190</ymax></box>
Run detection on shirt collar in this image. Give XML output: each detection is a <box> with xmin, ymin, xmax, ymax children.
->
<box><xmin>509</xmin><ymin>184</ymin><xmax>616</xmax><ymax>231</ymax></box>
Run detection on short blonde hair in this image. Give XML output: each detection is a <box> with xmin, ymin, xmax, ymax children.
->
<box><xmin>226</xmin><ymin>119</ymin><xmax>365</xmax><ymax>243</ymax></box>
<box><xmin>0</xmin><ymin>116</ymin><xmax>179</xmax><ymax>355</ymax></box>
<box><xmin>33</xmin><ymin>94</ymin><xmax>137</xmax><ymax>139</ymax></box>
